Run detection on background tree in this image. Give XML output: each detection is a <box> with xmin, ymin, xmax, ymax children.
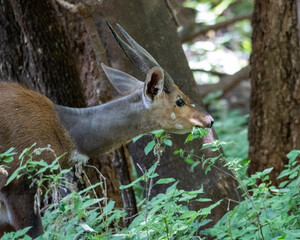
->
<box><xmin>249</xmin><ymin>0</ymin><xmax>300</xmax><ymax>184</ymax></box>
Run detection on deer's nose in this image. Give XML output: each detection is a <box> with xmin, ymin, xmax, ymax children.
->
<box><xmin>207</xmin><ymin>117</ymin><xmax>214</xmax><ymax>128</ymax></box>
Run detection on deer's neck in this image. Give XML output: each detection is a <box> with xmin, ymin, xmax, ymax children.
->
<box><xmin>54</xmin><ymin>90</ymin><xmax>154</xmax><ymax>158</ymax></box>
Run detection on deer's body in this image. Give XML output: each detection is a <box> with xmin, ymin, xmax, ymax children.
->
<box><xmin>0</xmin><ymin>23</ymin><xmax>213</xmax><ymax>238</ymax></box>
<box><xmin>0</xmin><ymin>82</ymin><xmax>75</xmax><ymax>189</ymax></box>
<box><xmin>0</xmin><ymin>83</ymin><xmax>75</xmax><ymax>237</ymax></box>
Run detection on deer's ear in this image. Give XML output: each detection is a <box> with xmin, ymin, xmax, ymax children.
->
<box><xmin>144</xmin><ymin>67</ymin><xmax>164</xmax><ymax>102</ymax></box>
<box><xmin>101</xmin><ymin>63</ymin><xmax>143</xmax><ymax>94</ymax></box>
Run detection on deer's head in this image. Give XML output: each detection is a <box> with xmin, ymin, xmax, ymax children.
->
<box><xmin>102</xmin><ymin>22</ymin><xmax>214</xmax><ymax>134</ymax></box>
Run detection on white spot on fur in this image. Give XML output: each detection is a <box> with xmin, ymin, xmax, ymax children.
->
<box><xmin>171</xmin><ymin>112</ymin><xmax>176</xmax><ymax>120</ymax></box>
<box><xmin>175</xmin><ymin>124</ymin><xmax>183</xmax><ymax>129</ymax></box>
<box><xmin>191</xmin><ymin>104</ymin><xmax>196</xmax><ymax>107</ymax></box>
<box><xmin>71</xmin><ymin>150</ymin><xmax>89</xmax><ymax>165</ymax></box>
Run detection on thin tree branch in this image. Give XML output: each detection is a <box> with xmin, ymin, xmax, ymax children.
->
<box><xmin>198</xmin><ymin>65</ymin><xmax>251</xmax><ymax>98</ymax></box>
<box><xmin>179</xmin><ymin>13</ymin><xmax>252</xmax><ymax>43</ymax></box>
<box><xmin>192</xmin><ymin>68</ymin><xmax>229</xmax><ymax>78</ymax></box>
<box><xmin>164</xmin><ymin>0</ymin><xmax>180</xmax><ymax>27</ymax></box>
<box><xmin>220</xmin><ymin>65</ymin><xmax>250</xmax><ymax>98</ymax></box>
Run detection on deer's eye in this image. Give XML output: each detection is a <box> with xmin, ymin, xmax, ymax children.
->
<box><xmin>176</xmin><ymin>98</ymin><xmax>186</xmax><ymax>107</ymax></box>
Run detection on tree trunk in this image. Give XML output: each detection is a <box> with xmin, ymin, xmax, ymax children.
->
<box><xmin>97</xmin><ymin>0</ymin><xmax>240</xmax><ymax>224</ymax></box>
<box><xmin>0</xmin><ymin>0</ymin><xmax>137</xmax><ymax>225</ymax></box>
<box><xmin>249</xmin><ymin>0</ymin><xmax>300</xmax><ymax>184</ymax></box>
<box><xmin>0</xmin><ymin>0</ymin><xmax>86</xmax><ymax>107</ymax></box>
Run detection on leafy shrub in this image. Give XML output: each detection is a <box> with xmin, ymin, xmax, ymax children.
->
<box><xmin>110</xmin><ymin>166</ymin><xmax>220</xmax><ymax>239</ymax></box>
<box><xmin>2</xmin><ymin>121</ymin><xmax>299</xmax><ymax>240</ymax></box>
<box><xmin>207</xmin><ymin>150</ymin><xmax>300</xmax><ymax>240</ymax></box>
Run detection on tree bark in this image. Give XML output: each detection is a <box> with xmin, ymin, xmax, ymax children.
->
<box><xmin>1</xmin><ymin>0</ymin><xmax>86</xmax><ymax>107</ymax></box>
<box><xmin>0</xmin><ymin>0</ymin><xmax>137</xmax><ymax>225</ymax></box>
<box><xmin>56</xmin><ymin>1</ymin><xmax>138</xmax><ymax>224</ymax></box>
<box><xmin>249</xmin><ymin>0</ymin><xmax>300</xmax><ymax>184</ymax></box>
<box><xmin>97</xmin><ymin>0</ymin><xmax>240</xmax><ymax>224</ymax></box>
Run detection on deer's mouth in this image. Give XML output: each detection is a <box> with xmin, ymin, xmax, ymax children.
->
<box><xmin>190</xmin><ymin>117</ymin><xmax>214</xmax><ymax>129</ymax></box>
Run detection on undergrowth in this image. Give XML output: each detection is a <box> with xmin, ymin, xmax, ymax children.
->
<box><xmin>1</xmin><ymin>112</ymin><xmax>299</xmax><ymax>239</ymax></box>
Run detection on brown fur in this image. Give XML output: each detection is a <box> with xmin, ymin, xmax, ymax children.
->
<box><xmin>0</xmin><ymin>82</ymin><xmax>75</xmax><ymax>237</ymax></box>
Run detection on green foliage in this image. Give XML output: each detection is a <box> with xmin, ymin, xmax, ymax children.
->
<box><xmin>173</xmin><ymin>117</ymin><xmax>299</xmax><ymax>240</ymax></box>
<box><xmin>178</xmin><ymin>126</ymin><xmax>300</xmax><ymax>240</ymax></box>
<box><xmin>3</xmin><ymin>144</ymin><xmax>73</xmax><ymax>212</ymax></box>
<box><xmin>112</xmin><ymin>182</ymin><xmax>220</xmax><ymax>239</ymax></box>
<box><xmin>183</xmin><ymin>0</ymin><xmax>252</xmax><ymax>86</ymax></box>
<box><xmin>0</xmin><ymin>147</ymin><xmax>16</xmax><ymax>177</ymax></box>
<box><xmin>3</xmin><ymin>120</ymin><xmax>298</xmax><ymax>240</ymax></box>
<box><xmin>1</xmin><ymin>146</ymin><xmax>126</xmax><ymax>240</ymax></box>
<box><xmin>213</xmin><ymin>110</ymin><xmax>249</xmax><ymax>159</ymax></box>
<box><xmin>207</xmin><ymin>150</ymin><xmax>300</xmax><ymax>240</ymax></box>
<box><xmin>1</xmin><ymin>135</ymin><xmax>222</xmax><ymax>240</ymax></box>
<box><xmin>41</xmin><ymin>189</ymin><xmax>125</xmax><ymax>240</ymax></box>
<box><xmin>1</xmin><ymin>227</ymin><xmax>32</xmax><ymax>240</ymax></box>
<box><xmin>134</xmin><ymin>130</ymin><xmax>173</xmax><ymax>156</ymax></box>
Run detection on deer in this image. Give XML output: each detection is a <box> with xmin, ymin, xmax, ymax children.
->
<box><xmin>0</xmin><ymin>22</ymin><xmax>214</xmax><ymax>238</ymax></box>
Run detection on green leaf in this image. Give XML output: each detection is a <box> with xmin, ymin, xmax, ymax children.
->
<box><xmin>144</xmin><ymin>140</ymin><xmax>155</xmax><ymax>155</ymax></box>
<box><xmin>185</xmin><ymin>133</ymin><xmax>194</xmax><ymax>143</ymax></box>
<box><xmin>5</xmin><ymin>165</ymin><xmax>26</xmax><ymax>185</ymax></box>
<box><xmin>196</xmin><ymin>198</ymin><xmax>212</xmax><ymax>202</ymax></box>
<box><xmin>19</xmin><ymin>143</ymin><xmax>36</xmax><ymax>160</ymax></box>
<box><xmin>120</xmin><ymin>176</ymin><xmax>143</xmax><ymax>189</ymax></box>
<box><xmin>191</xmin><ymin>161</ymin><xmax>200</xmax><ymax>171</ymax></box>
<box><xmin>137</xmin><ymin>198</ymin><xmax>146</xmax><ymax>207</ymax></box>
<box><xmin>146</xmin><ymin>161</ymin><xmax>158</xmax><ymax>177</ymax></box>
<box><xmin>78</xmin><ymin>182</ymin><xmax>103</xmax><ymax>195</ymax></box>
<box><xmin>132</xmin><ymin>134</ymin><xmax>144</xmax><ymax>143</ymax></box>
<box><xmin>83</xmin><ymin>198</ymin><xmax>104</xmax><ymax>208</ymax></box>
<box><xmin>13</xmin><ymin>227</ymin><xmax>31</xmax><ymax>238</ymax></box>
<box><xmin>2</xmin><ymin>156</ymin><xmax>14</xmax><ymax>163</ymax></box>
<box><xmin>156</xmin><ymin>178</ymin><xmax>176</xmax><ymax>184</ymax></box>
<box><xmin>148</xmin><ymin>173</ymin><xmax>159</xmax><ymax>179</ymax></box>
<box><xmin>2</xmin><ymin>148</ymin><xmax>16</xmax><ymax>157</ymax></box>
<box><xmin>174</xmin><ymin>148</ymin><xmax>185</xmax><ymax>158</ymax></box>
<box><xmin>152</xmin><ymin>129</ymin><xmax>165</xmax><ymax>137</ymax></box>
<box><xmin>199</xmin><ymin>200</ymin><xmax>222</xmax><ymax>216</ymax></box>
<box><xmin>287</xmin><ymin>150</ymin><xmax>300</xmax><ymax>163</ymax></box>
<box><xmin>194</xmin><ymin>127</ymin><xmax>208</xmax><ymax>137</ymax></box>
<box><xmin>103</xmin><ymin>201</ymin><xmax>115</xmax><ymax>214</ymax></box>
<box><xmin>201</xmin><ymin>143</ymin><xmax>213</xmax><ymax>150</ymax></box>
<box><xmin>180</xmin><ymin>210</ymin><xmax>197</xmax><ymax>219</ymax></box>
<box><xmin>74</xmin><ymin>198</ymin><xmax>83</xmax><ymax>213</ymax></box>
<box><xmin>185</xmin><ymin>157</ymin><xmax>194</xmax><ymax>165</ymax></box>
<box><xmin>262</xmin><ymin>167</ymin><xmax>273</xmax><ymax>175</ymax></box>
<box><xmin>183</xmin><ymin>1</ymin><xmax>198</xmax><ymax>9</ymax></box>
<box><xmin>163</xmin><ymin>139</ymin><xmax>172</xmax><ymax>147</ymax></box>
<box><xmin>173</xmin><ymin>149</ymin><xmax>181</xmax><ymax>155</ymax></box>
